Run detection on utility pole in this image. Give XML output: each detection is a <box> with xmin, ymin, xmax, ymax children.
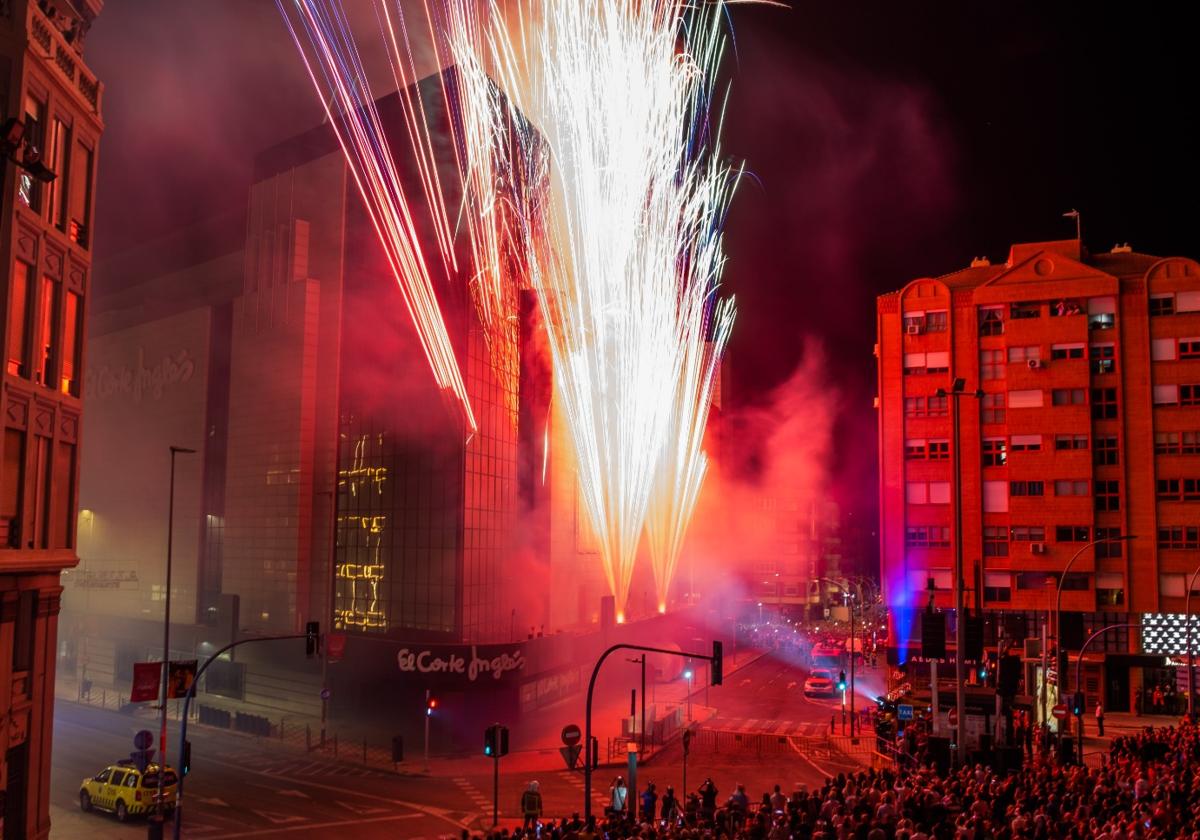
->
<box><xmin>936</xmin><ymin>380</ymin><xmax>981</xmax><ymax>767</ymax></box>
<box><xmin>152</xmin><ymin>445</ymin><xmax>195</xmax><ymax>838</ymax></box>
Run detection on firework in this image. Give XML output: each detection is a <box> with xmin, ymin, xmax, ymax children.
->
<box><xmin>278</xmin><ymin>0</ymin><xmax>478</xmax><ymax>431</ymax></box>
<box><xmin>449</xmin><ymin>0</ymin><xmax>738</xmax><ymax>617</ymax></box>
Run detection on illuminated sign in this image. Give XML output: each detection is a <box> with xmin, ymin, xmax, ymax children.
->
<box><xmin>1142</xmin><ymin>613</ymin><xmax>1200</xmax><ymax>655</ymax></box>
<box><xmin>397</xmin><ymin>645</ymin><xmax>526</xmax><ymax>683</ymax></box>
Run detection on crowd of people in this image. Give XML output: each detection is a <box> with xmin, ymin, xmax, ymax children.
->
<box><xmin>485</xmin><ymin>719</ymin><xmax>1200</xmax><ymax>839</ymax></box>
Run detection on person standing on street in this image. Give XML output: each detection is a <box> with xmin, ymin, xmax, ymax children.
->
<box><xmin>640</xmin><ymin>781</ymin><xmax>658</xmax><ymax>823</ymax></box>
<box><xmin>520</xmin><ymin>780</ymin><xmax>542</xmax><ymax>830</ymax></box>
<box><xmin>609</xmin><ymin>776</ymin><xmax>628</xmax><ymax>819</ymax></box>
<box><xmin>1095</xmin><ymin>701</ymin><xmax>1105</xmax><ymax>736</ymax></box>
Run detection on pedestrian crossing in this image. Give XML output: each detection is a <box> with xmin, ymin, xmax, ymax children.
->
<box><xmin>215</xmin><ymin>752</ymin><xmax>394</xmax><ymax>779</ymax></box>
<box><xmin>453</xmin><ymin>776</ymin><xmax>494</xmax><ymax>815</ymax></box>
<box><xmin>708</xmin><ymin>717</ymin><xmax>833</xmax><ymax>736</ymax></box>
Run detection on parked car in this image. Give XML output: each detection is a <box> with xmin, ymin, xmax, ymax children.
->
<box><xmin>79</xmin><ymin>761</ymin><xmax>178</xmax><ymax>822</ymax></box>
<box><xmin>804</xmin><ymin>668</ymin><xmax>837</xmax><ymax>697</ymax></box>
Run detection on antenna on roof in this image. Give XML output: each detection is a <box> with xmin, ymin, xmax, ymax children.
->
<box><xmin>1063</xmin><ymin>209</ymin><xmax>1081</xmax><ymax>242</ymax></box>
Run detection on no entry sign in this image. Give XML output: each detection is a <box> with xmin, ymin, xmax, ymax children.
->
<box><xmin>561</xmin><ymin>724</ymin><xmax>582</xmax><ymax>746</ymax></box>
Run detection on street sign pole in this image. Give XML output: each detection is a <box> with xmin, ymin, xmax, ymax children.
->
<box><xmin>492</xmin><ymin>753</ymin><xmax>499</xmax><ymax>827</ymax></box>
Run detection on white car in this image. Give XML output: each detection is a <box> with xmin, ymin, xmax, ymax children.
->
<box><xmin>804</xmin><ymin>668</ymin><xmax>837</xmax><ymax>697</ymax></box>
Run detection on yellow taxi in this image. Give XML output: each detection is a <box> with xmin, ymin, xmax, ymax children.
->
<box><xmin>79</xmin><ymin>761</ymin><xmax>178</xmax><ymax>822</ymax></box>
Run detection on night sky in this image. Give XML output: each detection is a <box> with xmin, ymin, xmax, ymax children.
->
<box><xmin>85</xmin><ymin>2</ymin><xmax>1199</xmax><ymax>558</ymax></box>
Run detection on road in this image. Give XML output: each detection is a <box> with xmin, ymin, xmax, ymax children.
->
<box><xmin>50</xmin><ymin>650</ymin><xmax>880</xmax><ymax>837</ymax></box>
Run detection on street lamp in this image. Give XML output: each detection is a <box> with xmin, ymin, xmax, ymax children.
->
<box><xmin>757</xmin><ymin>601</ymin><xmax>764</xmax><ymax>625</ymax></box>
<box><xmin>936</xmin><ymin>378</ymin><xmax>982</xmax><ymax>767</ymax></box>
<box><xmin>683</xmin><ymin>666</ymin><xmax>694</xmax><ymax>722</ymax></box>
<box><xmin>1186</xmin><ymin>563</ymin><xmax>1200</xmax><ymax>718</ymax></box>
<box><xmin>1043</xmin><ymin>535</ymin><xmax>1136</xmax><ymax>740</ymax></box>
<box><xmin>153</xmin><ymin>445</ymin><xmax>196</xmax><ymax>833</ymax></box>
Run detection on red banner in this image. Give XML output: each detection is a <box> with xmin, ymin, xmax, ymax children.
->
<box><xmin>326</xmin><ymin>634</ymin><xmax>347</xmax><ymax>663</ymax></box>
<box><xmin>130</xmin><ymin>662</ymin><xmax>162</xmax><ymax>703</ymax></box>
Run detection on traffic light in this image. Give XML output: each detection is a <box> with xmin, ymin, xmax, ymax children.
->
<box><xmin>180</xmin><ymin>740</ymin><xmax>192</xmax><ymax>776</ymax></box>
<box><xmin>964</xmin><ymin>612</ymin><xmax>984</xmax><ymax>662</ymax></box>
<box><xmin>305</xmin><ymin>621</ymin><xmax>320</xmax><ymax>657</ymax></box>
<box><xmin>426</xmin><ymin>696</ymin><xmax>439</xmax><ymax>717</ymax></box>
<box><xmin>711</xmin><ymin>640</ymin><xmax>723</xmax><ymax>686</ymax></box>
<box><xmin>484</xmin><ymin>723</ymin><xmax>510</xmax><ymax>757</ymax></box>
<box><xmin>978</xmin><ymin>665</ymin><xmax>989</xmax><ymax>681</ymax></box>
<box><xmin>921</xmin><ymin>611</ymin><xmax>946</xmax><ymax>660</ymax></box>
<box><xmin>838</xmin><ymin>670</ymin><xmax>847</xmax><ymax>691</ymax></box>
<box><xmin>1072</xmin><ymin>691</ymin><xmax>1086</xmax><ymax>716</ymax></box>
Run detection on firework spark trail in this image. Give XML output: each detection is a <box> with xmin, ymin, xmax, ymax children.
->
<box><xmin>450</xmin><ymin>0</ymin><xmax>738</xmax><ymax>617</ymax></box>
<box><xmin>278</xmin><ymin>0</ymin><xmax>477</xmax><ymax>432</ymax></box>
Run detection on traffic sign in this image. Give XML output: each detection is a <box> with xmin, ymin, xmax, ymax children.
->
<box><xmin>948</xmin><ymin>707</ymin><xmax>958</xmax><ymax>727</ymax></box>
<box><xmin>1052</xmin><ymin>704</ymin><xmax>1069</xmax><ymax>720</ymax></box>
<box><xmin>561</xmin><ymin>723</ymin><xmax>582</xmax><ymax>747</ymax></box>
<box><xmin>133</xmin><ymin>730</ymin><xmax>154</xmax><ymax>750</ymax></box>
<box><xmin>559</xmin><ymin>743</ymin><xmax>582</xmax><ymax>770</ymax></box>
<box><xmin>897</xmin><ymin>704</ymin><xmax>913</xmax><ymax>721</ymax></box>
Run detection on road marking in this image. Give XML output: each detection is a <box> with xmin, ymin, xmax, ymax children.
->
<box><xmin>192</xmin><ymin>795</ymin><xmax>231</xmax><ymax>807</ymax></box>
<box><xmin>334</xmin><ymin>800</ymin><xmax>392</xmax><ymax>816</ymax></box>
<box><xmin>201</xmin><ymin>755</ymin><xmax>470</xmax><ymax>831</ymax></box>
<box><xmin>278</xmin><ymin>789</ymin><xmax>310</xmax><ymax>799</ymax></box>
<box><xmin>221</xmin><ymin>812</ymin><xmax>424</xmax><ymax>838</ymax></box>
<box><xmin>252</xmin><ymin>809</ymin><xmax>308</xmax><ymax>825</ymax></box>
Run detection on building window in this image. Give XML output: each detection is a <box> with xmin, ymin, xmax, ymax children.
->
<box><xmin>1091</xmin><ymin>388</ymin><xmax>1118</xmax><ymax>419</ymax></box>
<box><xmin>982</xmin><ymin>438</ymin><xmax>1007</xmax><ymax>467</ymax></box>
<box><xmin>1182</xmin><ymin>385</ymin><xmax>1200</xmax><ymax>407</ymax></box>
<box><xmin>1050</xmin><ymin>344</ymin><xmax>1085</xmax><ymax>360</ymax></box>
<box><xmin>1159</xmin><ymin>526</ymin><xmax>1200</xmax><ymax>549</ymax></box>
<box><xmin>979</xmin><ymin>306</ymin><xmax>1004</xmax><ymax>336</ymax></box>
<box><xmin>907</xmin><ymin>481</ymin><xmax>951</xmax><ymax>505</ymax></box>
<box><xmin>983</xmin><ymin>526</ymin><xmax>1009</xmax><ymax>557</ymax></box>
<box><xmin>1059</xmin><ymin>573</ymin><xmax>1090</xmax><ymax>591</ymax></box>
<box><xmin>61</xmin><ymin>292</ymin><xmax>82</xmax><ymax>396</ymax></box>
<box><xmin>906</xmin><ymin>526</ymin><xmax>950</xmax><ymax>548</ymax></box>
<box><xmin>1055</xmin><ymin>525</ymin><xmax>1090</xmax><ymax>542</ymax></box>
<box><xmin>1054</xmin><ymin>480</ymin><xmax>1089</xmax><ymax>497</ymax></box>
<box><xmin>1096</xmin><ymin>573</ymin><xmax>1125</xmax><ymax>608</ymax></box>
<box><xmin>983</xmin><ymin>480</ymin><xmax>1009</xmax><ymax>513</ymax></box>
<box><xmin>1156</xmin><ymin>431</ymin><xmax>1200</xmax><ymax>455</ymax></box>
<box><xmin>1090</xmin><ymin>343</ymin><xmax>1116</xmax><ymax>374</ymax></box>
<box><xmin>1151</xmin><ymin>294</ymin><xmax>1176</xmax><ymax>316</ymax></box>
<box><xmin>69</xmin><ymin>140</ymin><xmax>95</xmax><ymax>248</ymax></box>
<box><xmin>1152</xmin><ymin>338</ymin><xmax>1178</xmax><ymax>361</ymax></box>
<box><xmin>1010</xmin><ymin>434</ymin><xmax>1042</xmax><ymax>452</ymax></box>
<box><xmin>1094</xmin><ymin>435</ymin><xmax>1119</xmax><ymax>465</ymax></box>
<box><xmin>1088</xmin><ymin>297</ymin><xmax>1116</xmax><ymax>331</ymax></box>
<box><xmin>1052</xmin><ymin>388</ymin><xmax>1086</xmax><ymax>406</ymax></box>
<box><xmin>1160</xmin><ymin>574</ymin><xmax>1186</xmax><ymax>597</ymax></box>
<box><xmin>38</xmin><ymin>275</ymin><xmax>61</xmax><ymax>389</ymax></box>
<box><xmin>905</xmin><ymin>439</ymin><xmax>927</xmax><ymax>460</ymax></box>
<box><xmin>52</xmin><ymin>441</ymin><xmax>77</xmax><ymax>548</ymax></box>
<box><xmin>928</xmin><ymin>395</ymin><xmax>948</xmax><ymax>417</ymax></box>
<box><xmin>1095</xmin><ymin>527</ymin><xmax>1123</xmax><ymax>558</ymax></box>
<box><xmin>1095</xmin><ymin>480</ymin><xmax>1120</xmax><ymax>511</ymax></box>
<box><xmin>903</xmin><ymin>353</ymin><xmax>926</xmax><ymax>374</ymax></box>
<box><xmin>904</xmin><ymin>312</ymin><xmax>926</xmax><ymax>333</ymax></box>
<box><xmin>1008</xmin><ymin>345</ymin><xmax>1041</xmax><ymax>364</ymax></box>
<box><xmin>1009</xmin><ymin>389</ymin><xmax>1044</xmax><ymax>409</ymax></box>
<box><xmin>12</xmin><ymin>591</ymin><xmax>38</xmax><ymax>672</ymax></box>
<box><xmin>1017</xmin><ymin>572</ymin><xmax>1053</xmax><ymax>590</ymax></box>
<box><xmin>925</xmin><ymin>310</ymin><xmax>948</xmax><ymax>333</ymax></box>
<box><xmin>1010</xmin><ymin>480</ymin><xmax>1044</xmax><ymax>497</ymax></box>
<box><xmin>18</xmin><ymin>94</ymin><xmax>46</xmax><ymax>211</ymax></box>
<box><xmin>1055</xmin><ymin>435</ymin><xmax>1088</xmax><ymax>451</ymax></box>
<box><xmin>984</xmin><ymin>572</ymin><xmax>1012</xmax><ymax>603</ymax></box>
<box><xmin>1010</xmin><ymin>526</ymin><xmax>1046</xmax><ymax>542</ymax></box>
<box><xmin>1157</xmin><ymin>478</ymin><xmax>1200</xmax><ymax>501</ymax></box>
<box><xmin>980</xmin><ymin>349</ymin><xmax>1005</xmax><ymax>380</ymax></box>
<box><xmin>1181</xmin><ymin>339</ymin><xmax>1200</xmax><ymax>360</ymax></box>
<box><xmin>1</xmin><ymin>428</ymin><xmax>26</xmax><ymax>549</ymax></box>
<box><xmin>1010</xmin><ymin>301</ymin><xmax>1040</xmax><ymax>320</ymax></box>
<box><xmin>47</xmin><ymin>117</ymin><xmax>70</xmax><ymax>230</ymax></box>
<box><xmin>1051</xmin><ymin>299</ymin><xmax>1084</xmax><ymax>317</ymax></box>
<box><xmin>927</xmin><ymin>439</ymin><xmax>949</xmax><ymax>460</ymax></box>
<box><xmin>7</xmin><ymin>261</ymin><xmax>34</xmax><ymax>378</ymax></box>
<box><xmin>1154</xmin><ymin>384</ymin><xmax>1180</xmax><ymax>405</ymax></box>
<box><xmin>981</xmin><ymin>392</ymin><xmax>1005</xmax><ymax>423</ymax></box>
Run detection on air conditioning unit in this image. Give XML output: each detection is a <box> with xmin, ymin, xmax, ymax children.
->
<box><xmin>1027</xmin><ymin>358</ymin><xmax>1044</xmax><ymax>370</ymax></box>
<box><xmin>906</xmin><ymin>323</ymin><xmax>923</xmax><ymax>335</ymax></box>
<box><xmin>1030</xmin><ymin>542</ymin><xmax>1048</xmax><ymax>555</ymax></box>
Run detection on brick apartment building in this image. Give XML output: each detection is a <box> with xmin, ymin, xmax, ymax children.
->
<box><xmin>878</xmin><ymin>237</ymin><xmax>1200</xmax><ymax>715</ymax></box>
<box><xmin>1</xmin><ymin>1</ymin><xmax>102</xmax><ymax>836</ymax></box>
